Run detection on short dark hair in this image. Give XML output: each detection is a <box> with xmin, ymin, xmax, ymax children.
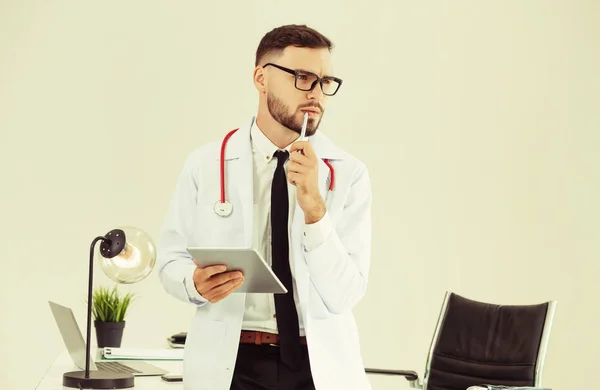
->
<box><xmin>255</xmin><ymin>24</ymin><xmax>334</xmax><ymax>67</ymax></box>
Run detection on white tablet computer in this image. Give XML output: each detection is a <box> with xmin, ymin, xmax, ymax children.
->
<box><xmin>186</xmin><ymin>247</ymin><xmax>287</xmax><ymax>294</ymax></box>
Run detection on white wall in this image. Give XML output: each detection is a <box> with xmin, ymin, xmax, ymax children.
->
<box><xmin>1</xmin><ymin>1</ymin><xmax>598</xmax><ymax>389</ymax></box>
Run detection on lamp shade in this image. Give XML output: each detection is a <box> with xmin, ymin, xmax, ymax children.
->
<box><xmin>96</xmin><ymin>226</ymin><xmax>156</xmax><ymax>284</ymax></box>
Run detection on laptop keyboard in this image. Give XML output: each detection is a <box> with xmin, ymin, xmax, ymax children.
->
<box><xmin>96</xmin><ymin>361</ymin><xmax>142</xmax><ymax>374</ymax></box>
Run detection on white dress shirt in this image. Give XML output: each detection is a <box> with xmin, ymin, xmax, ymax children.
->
<box><xmin>241</xmin><ymin>120</ymin><xmax>330</xmax><ymax>336</ymax></box>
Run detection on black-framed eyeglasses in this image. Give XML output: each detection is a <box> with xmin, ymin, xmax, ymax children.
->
<box><xmin>262</xmin><ymin>63</ymin><xmax>343</xmax><ymax>96</ymax></box>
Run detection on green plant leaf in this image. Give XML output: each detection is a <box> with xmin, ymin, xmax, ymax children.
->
<box><xmin>91</xmin><ymin>285</ymin><xmax>136</xmax><ymax>323</ymax></box>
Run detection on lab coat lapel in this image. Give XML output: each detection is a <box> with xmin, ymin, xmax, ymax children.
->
<box><xmin>210</xmin><ymin>119</ymin><xmax>254</xmax><ymax>330</ymax></box>
<box><xmin>316</xmin><ymin>158</ymin><xmax>330</xmax><ymax>202</ymax></box>
<box><xmin>291</xmin><ymin>131</ymin><xmax>344</xmax><ymax>311</ymax></box>
<box><xmin>310</xmin><ymin>130</ymin><xmax>345</xmax><ymax>195</ymax></box>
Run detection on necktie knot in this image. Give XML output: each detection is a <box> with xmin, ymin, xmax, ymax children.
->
<box><xmin>273</xmin><ymin>150</ymin><xmax>289</xmax><ymax>168</ymax></box>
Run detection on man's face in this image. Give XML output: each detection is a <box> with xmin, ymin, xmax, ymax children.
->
<box><xmin>263</xmin><ymin>46</ymin><xmax>336</xmax><ymax>137</ymax></box>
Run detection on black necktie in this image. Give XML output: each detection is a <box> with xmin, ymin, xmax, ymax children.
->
<box><xmin>271</xmin><ymin>150</ymin><xmax>302</xmax><ymax>368</ymax></box>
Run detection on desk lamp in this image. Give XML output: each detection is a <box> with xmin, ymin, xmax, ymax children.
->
<box><xmin>62</xmin><ymin>226</ymin><xmax>156</xmax><ymax>389</ymax></box>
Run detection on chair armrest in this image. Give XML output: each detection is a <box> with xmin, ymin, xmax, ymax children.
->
<box><xmin>364</xmin><ymin>368</ymin><xmax>418</xmax><ymax>381</ymax></box>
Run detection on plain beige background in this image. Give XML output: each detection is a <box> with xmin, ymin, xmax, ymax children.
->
<box><xmin>1</xmin><ymin>1</ymin><xmax>598</xmax><ymax>389</ymax></box>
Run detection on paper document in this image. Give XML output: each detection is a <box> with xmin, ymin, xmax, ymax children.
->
<box><xmin>102</xmin><ymin>347</ymin><xmax>184</xmax><ymax>361</ymax></box>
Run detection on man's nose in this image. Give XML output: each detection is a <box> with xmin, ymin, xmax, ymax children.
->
<box><xmin>307</xmin><ymin>82</ymin><xmax>324</xmax><ymax>100</ymax></box>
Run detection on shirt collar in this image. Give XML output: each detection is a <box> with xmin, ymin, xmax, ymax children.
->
<box><xmin>250</xmin><ymin>119</ymin><xmax>292</xmax><ymax>161</ymax></box>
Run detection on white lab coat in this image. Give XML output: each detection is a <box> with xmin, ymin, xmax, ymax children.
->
<box><xmin>157</xmin><ymin>117</ymin><xmax>373</xmax><ymax>390</ymax></box>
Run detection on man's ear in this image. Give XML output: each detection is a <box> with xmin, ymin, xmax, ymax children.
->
<box><xmin>253</xmin><ymin>66</ymin><xmax>266</xmax><ymax>93</ymax></box>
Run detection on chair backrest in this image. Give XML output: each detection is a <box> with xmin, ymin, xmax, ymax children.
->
<box><xmin>422</xmin><ymin>291</ymin><xmax>556</xmax><ymax>390</ymax></box>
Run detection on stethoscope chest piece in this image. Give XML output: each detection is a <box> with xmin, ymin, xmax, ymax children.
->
<box><xmin>214</xmin><ymin>200</ymin><xmax>233</xmax><ymax>217</ymax></box>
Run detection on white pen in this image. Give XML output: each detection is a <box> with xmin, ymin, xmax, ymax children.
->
<box><xmin>295</xmin><ymin>112</ymin><xmax>309</xmax><ymax>154</ymax></box>
<box><xmin>300</xmin><ymin>112</ymin><xmax>308</xmax><ymax>141</ymax></box>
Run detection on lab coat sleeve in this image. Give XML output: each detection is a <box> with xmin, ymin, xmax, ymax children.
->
<box><xmin>302</xmin><ymin>163</ymin><xmax>372</xmax><ymax>314</ymax></box>
<box><xmin>156</xmin><ymin>153</ymin><xmax>209</xmax><ymax>307</ymax></box>
<box><xmin>302</xmin><ymin>212</ymin><xmax>333</xmax><ymax>251</ymax></box>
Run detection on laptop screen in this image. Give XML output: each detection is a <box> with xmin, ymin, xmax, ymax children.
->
<box><xmin>48</xmin><ymin>301</ymin><xmax>98</xmax><ymax>371</ymax></box>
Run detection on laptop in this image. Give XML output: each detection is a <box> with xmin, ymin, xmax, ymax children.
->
<box><xmin>48</xmin><ymin>301</ymin><xmax>168</xmax><ymax>376</ymax></box>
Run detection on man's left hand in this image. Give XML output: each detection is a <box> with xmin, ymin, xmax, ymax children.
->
<box><xmin>288</xmin><ymin>141</ymin><xmax>326</xmax><ymax>224</ymax></box>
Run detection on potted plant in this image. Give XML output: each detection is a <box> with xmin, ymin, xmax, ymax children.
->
<box><xmin>91</xmin><ymin>285</ymin><xmax>135</xmax><ymax>348</ymax></box>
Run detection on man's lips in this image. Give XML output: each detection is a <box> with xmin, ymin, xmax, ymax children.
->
<box><xmin>301</xmin><ymin>108</ymin><xmax>320</xmax><ymax>116</ymax></box>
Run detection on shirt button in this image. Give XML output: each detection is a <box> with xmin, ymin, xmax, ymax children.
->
<box><xmin>273</xmin><ymin>314</ymin><xmax>277</xmax><ymax>318</ymax></box>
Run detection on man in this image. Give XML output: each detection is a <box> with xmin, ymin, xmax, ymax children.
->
<box><xmin>157</xmin><ymin>24</ymin><xmax>372</xmax><ymax>390</ymax></box>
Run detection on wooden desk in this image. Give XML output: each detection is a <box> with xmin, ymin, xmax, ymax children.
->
<box><xmin>36</xmin><ymin>350</ymin><xmax>184</xmax><ymax>389</ymax></box>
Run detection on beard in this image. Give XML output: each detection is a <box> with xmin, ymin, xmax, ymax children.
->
<box><xmin>267</xmin><ymin>92</ymin><xmax>323</xmax><ymax>136</ymax></box>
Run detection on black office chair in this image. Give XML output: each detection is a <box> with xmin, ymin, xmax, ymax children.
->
<box><xmin>365</xmin><ymin>291</ymin><xmax>557</xmax><ymax>390</ymax></box>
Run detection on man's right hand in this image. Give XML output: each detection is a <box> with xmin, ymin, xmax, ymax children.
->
<box><xmin>193</xmin><ymin>264</ymin><xmax>244</xmax><ymax>303</ymax></box>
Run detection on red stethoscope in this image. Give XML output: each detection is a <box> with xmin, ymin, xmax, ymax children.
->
<box><xmin>214</xmin><ymin>128</ymin><xmax>335</xmax><ymax>217</ymax></box>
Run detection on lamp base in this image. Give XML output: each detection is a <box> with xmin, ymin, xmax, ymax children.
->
<box><xmin>63</xmin><ymin>370</ymin><xmax>134</xmax><ymax>389</ymax></box>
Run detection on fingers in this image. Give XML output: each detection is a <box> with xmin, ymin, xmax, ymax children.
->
<box><xmin>288</xmin><ymin>150</ymin><xmax>311</xmax><ymax>166</ymax></box>
<box><xmin>198</xmin><ymin>270</ymin><xmax>242</xmax><ymax>292</ymax></box>
<box><xmin>287</xmin><ymin>160</ymin><xmax>309</xmax><ymax>174</ymax></box>
<box><xmin>288</xmin><ymin>145</ymin><xmax>316</xmax><ymax>178</ymax></box>
<box><xmin>287</xmin><ymin>171</ymin><xmax>300</xmax><ymax>186</ymax></box>
<box><xmin>192</xmin><ymin>264</ymin><xmax>226</xmax><ymax>286</ymax></box>
<box><xmin>207</xmin><ymin>279</ymin><xmax>244</xmax><ymax>303</ymax></box>
<box><xmin>193</xmin><ymin>266</ymin><xmax>244</xmax><ymax>297</ymax></box>
<box><xmin>290</xmin><ymin>141</ymin><xmax>315</xmax><ymax>158</ymax></box>
<box><xmin>198</xmin><ymin>264</ymin><xmax>227</xmax><ymax>278</ymax></box>
<box><xmin>202</xmin><ymin>275</ymin><xmax>244</xmax><ymax>303</ymax></box>
<box><xmin>289</xmin><ymin>142</ymin><xmax>303</xmax><ymax>154</ymax></box>
<box><xmin>206</xmin><ymin>270</ymin><xmax>243</xmax><ymax>290</ymax></box>
<box><xmin>204</xmin><ymin>277</ymin><xmax>243</xmax><ymax>302</ymax></box>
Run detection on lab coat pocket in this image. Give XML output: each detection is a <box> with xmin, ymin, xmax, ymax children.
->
<box><xmin>183</xmin><ymin>318</ymin><xmax>228</xmax><ymax>374</ymax></box>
